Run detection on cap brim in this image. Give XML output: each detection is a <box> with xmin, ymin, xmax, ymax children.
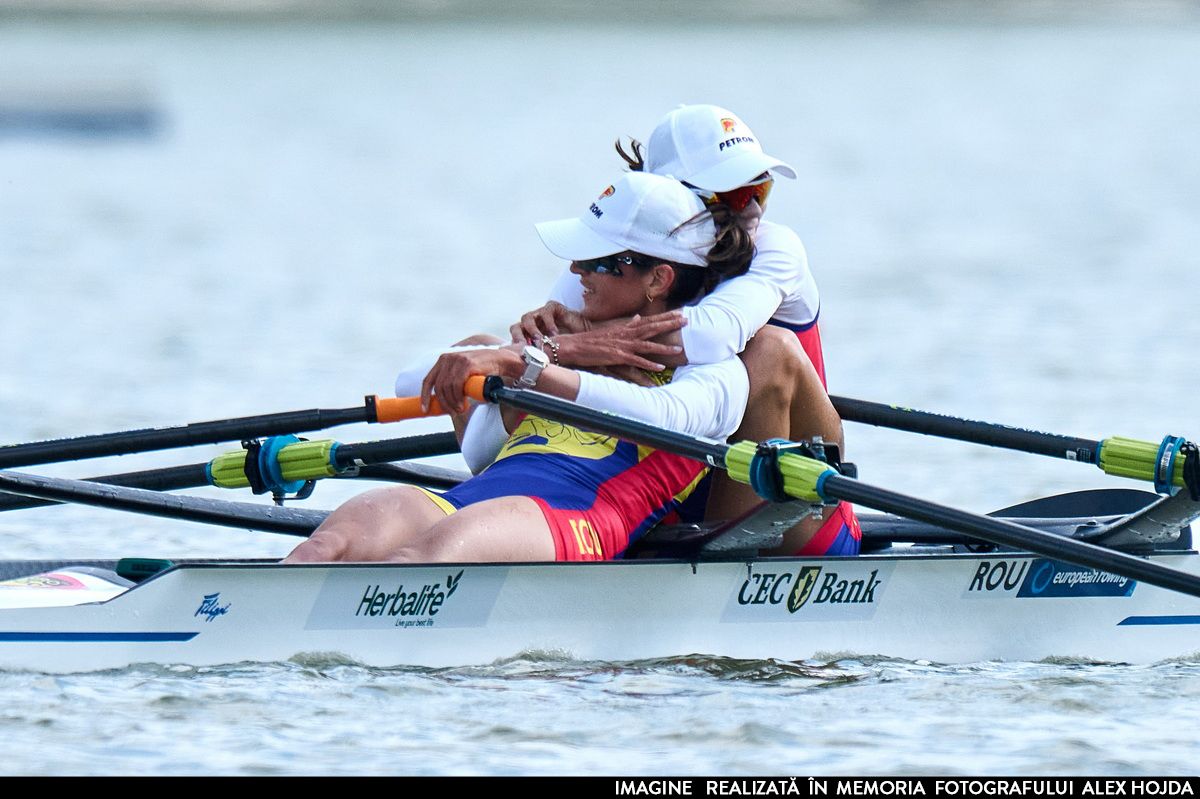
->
<box><xmin>535</xmin><ymin>217</ymin><xmax>624</xmax><ymax>261</ymax></box>
<box><xmin>687</xmin><ymin>151</ymin><xmax>797</xmax><ymax>192</ymax></box>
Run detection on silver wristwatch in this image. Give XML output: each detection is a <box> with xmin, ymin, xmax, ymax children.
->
<box><xmin>518</xmin><ymin>344</ymin><xmax>550</xmax><ymax>388</ymax></box>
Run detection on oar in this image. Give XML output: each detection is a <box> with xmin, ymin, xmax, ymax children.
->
<box><xmin>0</xmin><ymin>378</ymin><xmax>484</xmax><ymax>470</ymax></box>
<box><xmin>830</xmin><ymin>395</ymin><xmax>1195</xmax><ymax>492</ymax></box>
<box><xmin>0</xmin><ymin>432</ymin><xmax>467</xmax><ymax>513</ymax></box>
<box><xmin>0</xmin><ymin>470</ymin><xmax>324</xmax><ymax>535</ymax></box>
<box><xmin>478</xmin><ymin>379</ymin><xmax>1200</xmax><ymax>600</ymax></box>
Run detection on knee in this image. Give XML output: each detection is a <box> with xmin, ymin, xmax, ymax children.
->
<box><xmin>742</xmin><ymin>327</ymin><xmax>809</xmax><ymax>404</ymax></box>
<box><xmin>285</xmin><ymin>529</ymin><xmax>350</xmax><ymax>563</ymax></box>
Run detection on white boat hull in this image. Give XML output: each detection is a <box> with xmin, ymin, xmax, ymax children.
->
<box><xmin>1</xmin><ymin>551</ymin><xmax>1198</xmax><ymax>672</ymax></box>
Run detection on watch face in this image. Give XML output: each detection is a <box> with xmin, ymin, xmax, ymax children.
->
<box><xmin>523</xmin><ymin>345</ymin><xmax>549</xmax><ymax>367</ymax></box>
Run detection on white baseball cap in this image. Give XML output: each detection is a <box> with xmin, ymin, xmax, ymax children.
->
<box><xmin>645</xmin><ymin>104</ymin><xmax>797</xmax><ymax>192</ymax></box>
<box><xmin>535</xmin><ymin>171</ymin><xmax>712</xmax><ymax>267</ymax></box>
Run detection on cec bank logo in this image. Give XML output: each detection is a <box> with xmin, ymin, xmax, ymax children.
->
<box><xmin>726</xmin><ymin>564</ymin><xmax>888</xmax><ymax>623</ymax></box>
<box><xmin>787</xmin><ymin>566</ymin><xmax>821</xmax><ymax>612</ymax></box>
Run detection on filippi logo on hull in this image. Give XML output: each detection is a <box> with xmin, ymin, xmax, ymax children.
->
<box><xmin>721</xmin><ymin>563</ymin><xmax>893</xmax><ymax>623</ymax></box>
<box><xmin>965</xmin><ymin>558</ymin><xmax>1135</xmax><ymax>598</ymax></box>
<box><xmin>306</xmin><ymin>567</ymin><xmax>508</xmax><ymax>630</ymax></box>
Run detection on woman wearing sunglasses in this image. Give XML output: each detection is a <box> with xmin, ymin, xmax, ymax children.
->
<box><xmin>286</xmin><ymin>172</ymin><xmax>756</xmax><ymax>564</ymax></box>
<box><xmin>507</xmin><ymin>105</ymin><xmax>860</xmax><ymax>558</ymax></box>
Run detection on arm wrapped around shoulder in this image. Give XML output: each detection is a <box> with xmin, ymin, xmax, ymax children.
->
<box><xmin>575</xmin><ymin>357</ymin><xmax>748</xmax><ymax>440</ymax></box>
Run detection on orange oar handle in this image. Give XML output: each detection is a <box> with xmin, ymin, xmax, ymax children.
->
<box><xmin>369</xmin><ymin>376</ymin><xmax>488</xmax><ymax>423</ymax></box>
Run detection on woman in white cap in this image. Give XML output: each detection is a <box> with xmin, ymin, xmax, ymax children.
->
<box><xmin>286</xmin><ymin>172</ymin><xmax>757</xmax><ymax>564</ymax></box>
<box><xmin>511</xmin><ymin>105</ymin><xmax>860</xmax><ymax>558</ymax></box>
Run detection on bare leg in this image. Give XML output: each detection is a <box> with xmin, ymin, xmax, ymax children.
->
<box><xmin>389</xmin><ymin>496</ymin><xmax>557</xmax><ymax>563</ymax></box>
<box><xmin>284</xmin><ymin>485</ymin><xmax>448</xmax><ymax>562</ymax></box>
<box><xmin>704</xmin><ymin>326</ymin><xmax>845</xmax><ymax>554</ymax></box>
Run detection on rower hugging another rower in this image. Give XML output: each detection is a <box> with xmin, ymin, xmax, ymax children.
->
<box><xmin>286</xmin><ymin>104</ymin><xmax>860</xmax><ymax>564</ymax></box>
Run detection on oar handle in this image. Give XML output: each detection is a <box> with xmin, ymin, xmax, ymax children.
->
<box><xmin>370</xmin><ymin>376</ymin><xmax>487</xmax><ymax>423</ymax></box>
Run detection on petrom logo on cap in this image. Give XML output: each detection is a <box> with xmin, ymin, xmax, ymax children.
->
<box><xmin>720</xmin><ymin>117</ymin><xmax>737</xmax><ymax>133</ymax></box>
<box><xmin>590</xmin><ymin>185</ymin><xmax>614</xmax><ymax>218</ymax></box>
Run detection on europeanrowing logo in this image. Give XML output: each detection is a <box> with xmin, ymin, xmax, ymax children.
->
<box><xmin>966</xmin><ymin>559</ymin><xmax>1135</xmax><ymax>598</ymax></box>
<box><xmin>720</xmin><ymin>117</ymin><xmax>737</xmax><ymax>133</ymax></box>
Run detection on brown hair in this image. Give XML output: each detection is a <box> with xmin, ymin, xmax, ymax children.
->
<box><xmin>615</xmin><ymin>138</ymin><xmax>645</xmax><ymax>172</ymax></box>
<box><xmin>631</xmin><ymin>202</ymin><xmax>756</xmax><ymax>308</ymax></box>
<box><xmin>616</xmin><ymin>136</ymin><xmax>754</xmax><ymax>304</ymax></box>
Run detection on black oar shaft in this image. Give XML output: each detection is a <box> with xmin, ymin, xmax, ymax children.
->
<box><xmin>0</xmin><ymin>431</ymin><xmax>463</xmax><ymax>513</ymax></box>
<box><xmin>830</xmin><ymin>396</ymin><xmax>1101</xmax><ymax>463</ymax></box>
<box><xmin>0</xmin><ymin>471</ymin><xmax>324</xmax><ymax>535</ymax></box>
<box><xmin>334</xmin><ymin>432</ymin><xmax>460</xmax><ymax>466</ymax></box>
<box><xmin>823</xmin><ymin>475</ymin><xmax>1200</xmax><ymax>598</ymax></box>
<box><xmin>485</xmin><ymin>382</ymin><xmax>728</xmax><ymax>465</ymax></box>
<box><xmin>0</xmin><ymin>406</ymin><xmax>372</xmax><ymax>469</ymax></box>
<box><xmin>0</xmin><ymin>464</ymin><xmax>211</xmax><ymax>512</ymax></box>
<box><xmin>486</xmin><ymin>381</ymin><xmax>1200</xmax><ymax>600</ymax></box>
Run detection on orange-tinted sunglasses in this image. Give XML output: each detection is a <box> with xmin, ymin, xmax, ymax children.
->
<box><xmin>687</xmin><ymin>173</ymin><xmax>774</xmax><ymax>212</ymax></box>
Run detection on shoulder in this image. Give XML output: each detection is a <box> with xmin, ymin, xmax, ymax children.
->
<box><xmin>753</xmin><ymin>220</ymin><xmax>806</xmax><ymax>258</ymax></box>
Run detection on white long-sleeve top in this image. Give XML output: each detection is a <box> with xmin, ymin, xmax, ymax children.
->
<box><xmin>547</xmin><ymin>220</ymin><xmax>819</xmax><ymax>364</ymax></box>
<box><xmin>395</xmin><ymin>348</ymin><xmax>748</xmax><ymax>474</ymax></box>
<box><xmin>574</xmin><ymin>357</ymin><xmax>748</xmax><ymax>441</ymax></box>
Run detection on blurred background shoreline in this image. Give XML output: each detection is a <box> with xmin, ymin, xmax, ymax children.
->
<box><xmin>4</xmin><ymin>0</ymin><xmax>1200</xmax><ymax>24</ymax></box>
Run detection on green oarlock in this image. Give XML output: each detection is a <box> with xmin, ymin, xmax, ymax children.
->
<box><xmin>276</xmin><ymin>439</ymin><xmax>340</xmax><ymax>482</ymax></box>
<box><xmin>724</xmin><ymin>441</ymin><xmax>758</xmax><ymax>488</ymax></box>
<box><xmin>722</xmin><ymin>440</ymin><xmax>833</xmax><ymax>504</ymax></box>
<box><xmin>208</xmin><ymin>439</ymin><xmax>341</xmax><ymax>491</ymax></box>
<box><xmin>776</xmin><ymin>452</ymin><xmax>835</xmax><ymax>503</ymax></box>
<box><xmin>209</xmin><ymin>450</ymin><xmax>252</xmax><ymax>489</ymax></box>
<box><xmin>1100</xmin><ymin>436</ymin><xmax>1186</xmax><ymax>487</ymax></box>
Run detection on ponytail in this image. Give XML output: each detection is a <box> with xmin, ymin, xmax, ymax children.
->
<box><xmin>614</xmin><ymin>138</ymin><xmax>645</xmax><ymax>172</ymax></box>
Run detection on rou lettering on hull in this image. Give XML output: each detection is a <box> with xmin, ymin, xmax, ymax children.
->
<box><xmin>966</xmin><ymin>559</ymin><xmax>1136</xmax><ymax>598</ymax></box>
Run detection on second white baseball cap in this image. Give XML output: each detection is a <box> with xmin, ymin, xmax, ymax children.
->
<box><xmin>645</xmin><ymin>104</ymin><xmax>797</xmax><ymax>193</ymax></box>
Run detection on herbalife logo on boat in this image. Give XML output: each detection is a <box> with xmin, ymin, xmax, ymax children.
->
<box><xmin>356</xmin><ymin>570</ymin><xmax>463</xmax><ymax>627</ymax></box>
<box><xmin>724</xmin><ymin>563</ymin><xmax>892</xmax><ymax>623</ymax></box>
<box><xmin>965</xmin><ymin>558</ymin><xmax>1135</xmax><ymax>598</ymax></box>
<box><xmin>308</xmin><ymin>566</ymin><xmax>507</xmax><ymax>631</ymax></box>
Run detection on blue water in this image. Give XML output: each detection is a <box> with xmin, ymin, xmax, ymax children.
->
<box><xmin>2</xmin><ymin>10</ymin><xmax>1200</xmax><ymax>775</ymax></box>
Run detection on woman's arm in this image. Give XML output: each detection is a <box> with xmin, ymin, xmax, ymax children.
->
<box><xmin>422</xmin><ymin>347</ymin><xmax>748</xmax><ymax>442</ymax></box>
<box><xmin>676</xmin><ymin>222</ymin><xmax>811</xmax><ymax>364</ymax></box>
<box><xmin>515</xmin><ymin>224</ymin><xmax>816</xmax><ymax>367</ymax></box>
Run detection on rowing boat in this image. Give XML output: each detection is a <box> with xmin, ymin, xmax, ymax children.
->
<box><xmin>0</xmin><ymin>488</ymin><xmax>1197</xmax><ymax>673</ymax></box>
<box><xmin>2</xmin><ymin>381</ymin><xmax>1199</xmax><ymax>673</ymax></box>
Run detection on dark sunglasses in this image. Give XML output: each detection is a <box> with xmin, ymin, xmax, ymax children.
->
<box><xmin>574</xmin><ymin>253</ymin><xmax>650</xmax><ymax>277</ymax></box>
